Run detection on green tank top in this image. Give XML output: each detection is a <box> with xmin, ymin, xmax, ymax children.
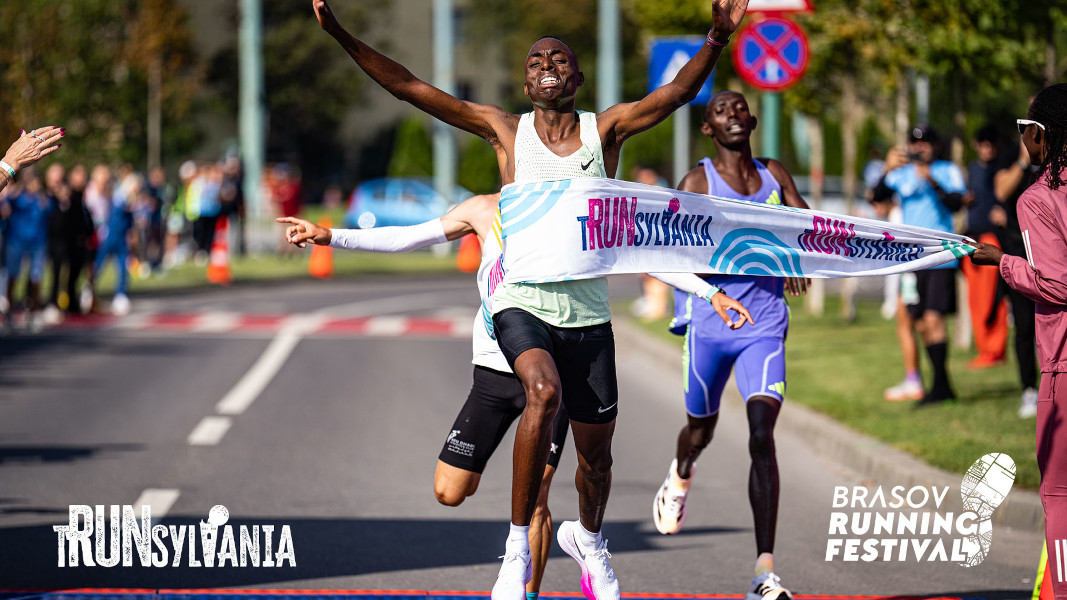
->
<box><xmin>493</xmin><ymin>111</ymin><xmax>611</xmax><ymax>327</ymax></box>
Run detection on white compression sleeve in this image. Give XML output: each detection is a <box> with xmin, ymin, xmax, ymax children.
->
<box><xmin>328</xmin><ymin>219</ymin><xmax>448</xmax><ymax>253</ymax></box>
<box><xmin>647</xmin><ymin>272</ymin><xmax>720</xmax><ymax>301</ymax></box>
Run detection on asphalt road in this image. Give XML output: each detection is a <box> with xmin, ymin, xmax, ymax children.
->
<box><xmin>0</xmin><ymin>274</ymin><xmax>1043</xmax><ymax>596</ymax></box>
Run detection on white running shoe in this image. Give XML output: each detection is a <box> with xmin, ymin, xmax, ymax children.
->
<box><xmin>111</xmin><ymin>293</ymin><xmax>131</xmax><ymax>316</ymax></box>
<box><xmin>652</xmin><ymin>459</ymin><xmax>691</xmax><ymax>534</ymax></box>
<box><xmin>490</xmin><ymin>550</ymin><xmax>531</xmax><ymax>600</ymax></box>
<box><xmin>1019</xmin><ymin>387</ymin><xmax>1038</xmax><ymax>419</ymax></box>
<box><xmin>884</xmin><ymin>379</ymin><xmax>924</xmax><ymax>402</ymax></box>
<box><xmin>746</xmin><ymin>572</ymin><xmax>794</xmax><ymax>600</ymax></box>
<box><xmin>556</xmin><ymin>520</ymin><xmax>620</xmax><ymax>600</ymax></box>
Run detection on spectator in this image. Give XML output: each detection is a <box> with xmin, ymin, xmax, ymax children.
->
<box><xmin>872</xmin><ymin>124</ymin><xmax>967</xmax><ymax>408</ymax></box>
<box><xmin>992</xmin><ymin>134</ymin><xmax>1041</xmax><ymax>418</ymax></box>
<box><xmin>961</xmin><ymin>124</ymin><xmax>1009</xmax><ymax>370</ymax></box>
<box><xmin>0</xmin><ymin>127</ymin><xmax>64</xmax><ymax>194</ymax></box>
<box><xmin>90</xmin><ymin>172</ymin><xmax>135</xmax><ymax>316</ymax></box>
<box><xmin>1</xmin><ymin>168</ymin><xmax>51</xmax><ymax>333</ymax></box>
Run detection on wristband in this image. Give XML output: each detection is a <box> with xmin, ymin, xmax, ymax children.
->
<box><xmin>0</xmin><ymin>161</ymin><xmax>15</xmax><ymax>179</ymax></box>
<box><xmin>1017</xmin><ymin>160</ymin><xmax>1029</xmax><ymax>171</ymax></box>
<box><xmin>706</xmin><ymin>30</ymin><xmax>729</xmax><ymax>47</ymax></box>
<box><xmin>702</xmin><ymin>286</ymin><xmax>722</xmax><ymax>303</ymax></box>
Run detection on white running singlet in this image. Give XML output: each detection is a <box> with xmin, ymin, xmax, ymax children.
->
<box><xmin>493</xmin><ymin>111</ymin><xmax>612</xmax><ymax>327</ymax></box>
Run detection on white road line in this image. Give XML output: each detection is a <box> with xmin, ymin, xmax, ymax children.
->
<box><xmin>216</xmin><ymin>331</ymin><xmax>302</xmax><ymax>416</ymax></box>
<box><xmin>192</xmin><ymin>311</ymin><xmax>240</xmax><ymax>333</ymax></box>
<box><xmin>213</xmin><ymin>292</ymin><xmax>468</xmax><ymax>418</ymax></box>
<box><xmin>133</xmin><ymin>488</ymin><xmax>180</xmax><ymax>520</ymax></box>
<box><xmin>365</xmin><ymin>316</ymin><xmax>408</xmax><ymax>336</ymax></box>
<box><xmin>188</xmin><ymin>415</ymin><xmax>233</xmax><ymax>445</ymax></box>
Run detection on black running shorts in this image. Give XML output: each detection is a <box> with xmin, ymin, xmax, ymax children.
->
<box><xmin>438</xmin><ymin>365</ymin><xmax>570</xmax><ymax>473</ymax></box>
<box><xmin>492</xmin><ymin>308</ymin><xmax>619</xmax><ymax>424</ymax></box>
<box><xmin>906</xmin><ymin>268</ymin><xmax>958</xmax><ymax>320</ymax></box>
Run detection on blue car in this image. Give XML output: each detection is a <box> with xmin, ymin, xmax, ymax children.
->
<box><xmin>344</xmin><ymin>178</ymin><xmax>473</xmax><ymax>229</ymax></box>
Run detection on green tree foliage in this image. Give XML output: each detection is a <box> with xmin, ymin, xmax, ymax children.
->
<box><xmin>388</xmin><ymin>116</ymin><xmax>434</xmax><ymax>178</ymax></box>
<box><xmin>0</xmin><ymin>0</ymin><xmax>200</xmax><ymax>167</ymax></box>
<box><xmin>206</xmin><ymin>2</ymin><xmax>382</xmax><ymax>195</ymax></box>
<box><xmin>458</xmin><ymin>136</ymin><xmax>501</xmax><ymax>194</ymax></box>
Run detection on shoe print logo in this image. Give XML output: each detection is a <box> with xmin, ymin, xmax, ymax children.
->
<box><xmin>598</xmin><ymin>402</ymin><xmax>618</xmax><ymax>414</ymax></box>
<box><xmin>957</xmin><ymin>452</ymin><xmax>1015</xmax><ymax>567</ymax></box>
<box><xmin>581</xmin><ymin>158</ymin><xmax>594</xmax><ymax>171</ymax></box>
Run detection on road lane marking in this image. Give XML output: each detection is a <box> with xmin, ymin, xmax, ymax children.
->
<box><xmin>214</xmin><ymin>292</ymin><xmax>458</xmax><ymax>420</ymax></box>
<box><xmin>133</xmin><ymin>488</ymin><xmax>180</xmax><ymax>520</ymax></box>
<box><xmin>188</xmin><ymin>415</ymin><xmax>233</xmax><ymax>445</ymax></box>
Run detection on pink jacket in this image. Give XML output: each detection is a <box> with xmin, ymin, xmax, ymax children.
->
<box><xmin>1000</xmin><ymin>173</ymin><xmax>1067</xmax><ymax>373</ymax></box>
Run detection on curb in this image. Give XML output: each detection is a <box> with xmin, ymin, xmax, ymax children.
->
<box><xmin>613</xmin><ymin>316</ymin><xmax>1045</xmax><ymax>534</ymax></box>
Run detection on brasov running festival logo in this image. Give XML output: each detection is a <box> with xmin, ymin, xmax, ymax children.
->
<box><xmin>53</xmin><ymin>504</ymin><xmax>296</xmax><ymax>567</ymax></box>
<box><xmin>826</xmin><ymin>453</ymin><xmax>1016</xmax><ymax>566</ymax></box>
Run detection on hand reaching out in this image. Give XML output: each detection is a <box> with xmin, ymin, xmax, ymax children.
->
<box><xmin>711</xmin><ymin>0</ymin><xmax>751</xmax><ymax>40</ymax></box>
<box><xmin>312</xmin><ymin>0</ymin><xmax>342</xmax><ymax>35</ymax></box>
<box><xmin>785</xmin><ymin>277</ymin><xmax>810</xmax><ymax>297</ymax></box>
<box><xmin>710</xmin><ymin>290</ymin><xmax>755</xmax><ymax>330</ymax></box>
<box><xmin>3</xmin><ymin>126</ymin><xmax>64</xmax><ymax>172</ymax></box>
<box><xmin>278</xmin><ymin>216</ymin><xmax>332</xmax><ymax>248</ymax></box>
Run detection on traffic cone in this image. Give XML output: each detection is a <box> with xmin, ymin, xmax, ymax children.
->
<box><xmin>206</xmin><ymin>217</ymin><xmax>233</xmax><ymax>285</ymax></box>
<box><xmin>309</xmin><ymin>216</ymin><xmax>334</xmax><ymax>279</ymax></box>
<box><xmin>456</xmin><ymin>233</ymin><xmax>480</xmax><ymax>273</ymax></box>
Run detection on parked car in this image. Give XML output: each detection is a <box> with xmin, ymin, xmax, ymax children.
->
<box><xmin>344</xmin><ymin>178</ymin><xmax>473</xmax><ymax>229</ymax></box>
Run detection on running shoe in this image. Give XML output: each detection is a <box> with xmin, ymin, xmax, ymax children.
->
<box><xmin>652</xmin><ymin>459</ymin><xmax>691</xmax><ymax>534</ymax></box>
<box><xmin>1018</xmin><ymin>387</ymin><xmax>1038</xmax><ymax>419</ymax></box>
<box><xmin>883</xmin><ymin>379</ymin><xmax>924</xmax><ymax>402</ymax></box>
<box><xmin>490</xmin><ymin>549</ymin><xmax>531</xmax><ymax>600</ymax></box>
<box><xmin>746</xmin><ymin>572</ymin><xmax>794</xmax><ymax>600</ymax></box>
<box><xmin>556</xmin><ymin>520</ymin><xmax>620</xmax><ymax>600</ymax></box>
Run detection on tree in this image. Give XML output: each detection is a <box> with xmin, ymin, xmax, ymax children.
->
<box><xmin>0</xmin><ymin>0</ymin><xmax>201</xmax><ymax>168</ymax></box>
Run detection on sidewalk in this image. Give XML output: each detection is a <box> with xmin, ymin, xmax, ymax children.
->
<box><xmin>613</xmin><ymin>316</ymin><xmax>1046</xmax><ymax>534</ymax></box>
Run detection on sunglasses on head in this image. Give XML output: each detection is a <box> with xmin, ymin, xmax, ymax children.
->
<box><xmin>1017</xmin><ymin>119</ymin><xmax>1046</xmax><ymax>135</ymax></box>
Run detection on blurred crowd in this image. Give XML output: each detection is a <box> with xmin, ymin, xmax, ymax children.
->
<box><xmin>0</xmin><ymin>154</ymin><xmax>274</xmax><ymax>333</ymax></box>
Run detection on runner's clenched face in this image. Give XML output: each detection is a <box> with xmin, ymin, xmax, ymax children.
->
<box><xmin>702</xmin><ymin>91</ymin><xmax>756</xmax><ymax>147</ymax></box>
<box><xmin>524</xmin><ymin>38</ymin><xmax>583</xmax><ymax>108</ymax></box>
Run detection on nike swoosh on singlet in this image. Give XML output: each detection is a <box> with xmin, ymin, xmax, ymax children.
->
<box><xmin>581</xmin><ymin>158</ymin><xmax>594</xmax><ymax>170</ymax></box>
<box><xmin>598</xmin><ymin>402</ymin><xmax>617</xmax><ymax>413</ymax></box>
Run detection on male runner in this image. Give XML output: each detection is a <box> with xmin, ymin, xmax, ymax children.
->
<box><xmin>650</xmin><ymin>91</ymin><xmax>808</xmax><ymax>600</ymax></box>
<box><xmin>280</xmin><ymin>196</ymin><xmax>752</xmax><ymax>598</ymax></box>
<box><xmin>312</xmin><ymin>2</ymin><xmax>750</xmax><ymax>598</ymax></box>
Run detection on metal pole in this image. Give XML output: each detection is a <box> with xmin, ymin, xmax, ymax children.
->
<box><xmin>761</xmin><ymin>92</ymin><xmax>781</xmax><ymax>160</ymax></box>
<box><xmin>239</xmin><ymin>0</ymin><xmax>266</xmax><ymax>228</ymax></box>
<box><xmin>598</xmin><ymin>0</ymin><xmax>621</xmax><ymax>175</ymax></box>
<box><xmin>597</xmin><ymin>0</ymin><xmax>620</xmax><ymax>112</ymax></box>
<box><xmin>673</xmin><ymin>106</ymin><xmax>690</xmax><ymax>186</ymax></box>
<box><xmin>433</xmin><ymin>0</ymin><xmax>456</xmax><ymax>202</ymax></box>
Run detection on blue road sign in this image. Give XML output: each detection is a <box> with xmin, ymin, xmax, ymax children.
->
<box><xmin>648</xmin><ymin>37</ymin><xmax>714</xmax><ymax>106</ymax></box>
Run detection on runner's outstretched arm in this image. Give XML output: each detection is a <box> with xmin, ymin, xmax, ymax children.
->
<box><xmin>312</xmin><ymin>0</ymin><xmax>509</xmax><ymax>141</ymax></box>
<box><xmin>598</xmin><ymin>0</ymin><xmax>750</xmax><ymax>144</ymax></box>
<box><xmin>648</xmin><ymin>272</ymin><xmax>754</xmax><ymax>329</ymax></box>
<box><xmin>278</xmin><ymin>194</ymin><xmax>500</xmax><ymax>249</ymax></box>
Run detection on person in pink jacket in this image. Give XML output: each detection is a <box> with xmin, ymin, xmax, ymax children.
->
<box><xmin>972</xmin><ymin>83</ymin><xmax>1067</xmax><ymax>599</ymax></box>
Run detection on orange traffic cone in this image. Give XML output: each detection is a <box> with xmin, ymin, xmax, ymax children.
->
<box><xmin>1035</xmin><ymin>540</ymin><xmax>1054</xmax><ymax>600</ymax></box>
<box><xmin>206</xmin><ymin>217</ymin><xmax>233</xmax><ymax>285</ymax></box>
<box><xmin>309</xmin><ymin>216</ymin><xmax>334</xmax><ymax>279</ymax></box>
<box><xmin>456</xmin><ymin>233</ymin><xmax>480</xmax><ymax>273</ymax></box>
